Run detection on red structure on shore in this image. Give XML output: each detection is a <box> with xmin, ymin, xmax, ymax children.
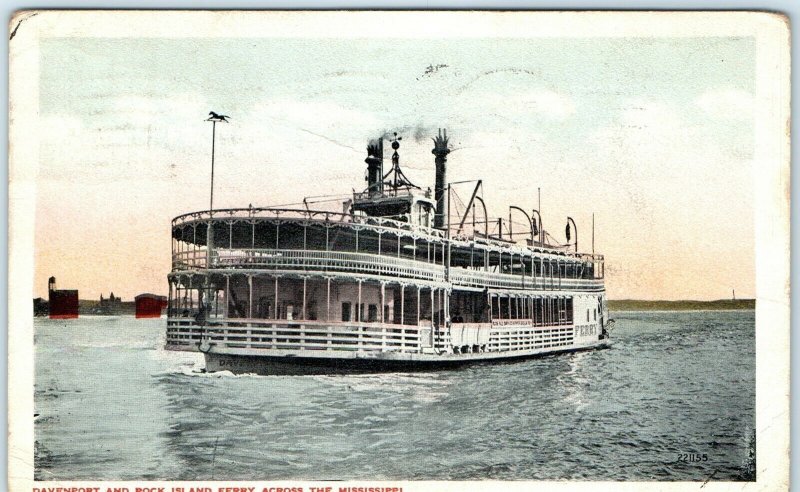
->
<box><xmin>135</xmin><ymin>293</ymin><xmax>168</xmax><ymax>318</ymax></box>
<box><xmin>48</xmin><ymin>276</ymin><xmax>78</xmax><ymax>319</ymax></box>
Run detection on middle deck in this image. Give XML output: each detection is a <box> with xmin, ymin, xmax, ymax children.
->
<box><xmin>171</xmin><ymin>208</ymin><xmax>605</xmax><ymax>293</ymax></box>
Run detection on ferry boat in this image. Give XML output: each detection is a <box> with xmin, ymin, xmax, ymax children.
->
<box><xmin>165</xmin><ymin>129</ymin><xmax>610</xmax><ymax>375</ymax></box>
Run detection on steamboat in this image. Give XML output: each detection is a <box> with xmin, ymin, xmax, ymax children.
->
<box><xmin>165</xmin><ymin>129</ymin><xmax>610</xmax><ymax>374</ymax></box>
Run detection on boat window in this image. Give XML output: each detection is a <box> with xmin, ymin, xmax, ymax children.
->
<box><xmin>368</xmin><ymin>304</ymin><xmax>378</xmax><ymax>322</ymax></box>
<box><xmin>566</xmin><ymin>297</ymin><xmax>573</xmax><ymax>324</ymax></box>
<box><xmin>587</xmin><ymin>309</ymin><xmax>590</xmax><ymax>323</ymax></box>
<box><xmin>341</xmin><ymin>302</ymin><xmax>352</xmax><ymax>322</ymax></box>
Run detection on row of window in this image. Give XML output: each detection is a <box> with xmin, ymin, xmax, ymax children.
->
<box><xmin>490</xmin><ymin>296</ymin><xmax>575</xmax><ymax>325</ymax></box>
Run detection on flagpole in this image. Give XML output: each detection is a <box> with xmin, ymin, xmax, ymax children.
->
<box><xmin>210</xmin><ymin>120</ymin><xmax>216</xmax><ymax>212</ymax></box>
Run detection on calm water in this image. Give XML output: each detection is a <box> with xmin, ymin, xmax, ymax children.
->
<box><xmin>34</xmin><ymin>310</ymin><xmax>755</xmax><ymax>481</ymax></box>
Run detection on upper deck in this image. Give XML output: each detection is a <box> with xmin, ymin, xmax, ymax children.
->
<box><xmin>171</xmin><ymin>207</ymin><xmax>605</xmax><ymax>292</ymax></box>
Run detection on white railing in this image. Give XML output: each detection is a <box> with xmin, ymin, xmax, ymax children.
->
<box><xmin>172</xmin><ymin>248</ymin><xmax>604</xmax><ymax>292</ymax></box>
<box><xmin>166</xmin><ymin>317</ymin><xmax>584</xmax><ymax>355</ymax></box>
<box><xmin>448</xmin><ymin>267</ymin><xmax>604</xmax><ymax>291</ymax></box>
<box><xmin>166</xmin><ymin>318</ymin><xmax>429</xmax><ymax>353</ymax></box>
<box><xmin>210</xmin><ymin>248</ymin><xmax>446</xmax><ymax>282</ymax></box>
<box><xmin>172</xmin><ymin>249</ymin><xmax>208</xmax><ymax>269</ymax></box>
<box><xmin>172</xmin><ymin>207</ymin><xmax>446</xmax><ymax>240</ymax></box>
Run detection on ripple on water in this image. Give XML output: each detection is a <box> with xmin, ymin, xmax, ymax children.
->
<box><xmin>34</xmin><ymin>311</ymin><xmax>755</xmax><ymax>481</ymax></box>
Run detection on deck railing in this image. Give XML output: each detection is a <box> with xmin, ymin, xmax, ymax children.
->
<box><xmin>166</xmin><ymin>318</ymin><xmax>430</xmax><ymax>353</ymax></box>
<box><xmin>172</xmin><ymin>248</ymin><xmax>604</xmax><ymax>291</ymax></box>
<box><xmin>166</xmin><ymin>317</ymin><xmax>583</xmax><ymax>355</ymax></box>
<box><xmin>172</xmin><ymin>207</ymin><xmax>447</xmax><ymax>240</ymax></box>
<box><xmin>448</xmin><ymin>267</ymin><xmax>604</xmax><ymax>291</ymax></box>
<box><xmin>213</xmin><ymin>248</ymin><xmax>446</xmax><ymax>282</ymax></box>
<box><xmin>171</xmin><ymin>207</ymin><xmax>604</xmax><ymax>262</ymax></box>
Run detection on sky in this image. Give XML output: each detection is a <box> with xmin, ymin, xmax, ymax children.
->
<box><xmin>34</xmin><ymin>35</ymin><xmax>756</xmax><ymax>301</ymax></box>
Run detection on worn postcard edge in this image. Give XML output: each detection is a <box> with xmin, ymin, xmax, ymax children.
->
<box><xmin>7</xmin><ymin>10</ymin><xmax>791</xmax><ymax>492</ymax></box>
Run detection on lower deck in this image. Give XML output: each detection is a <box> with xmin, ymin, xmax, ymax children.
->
<box><xmin>166</xmin><ymin>273</ymin><xmax>609</xmax><ymax>373</ymax></box>
<box><xmin>166</xmin><ymin>313</ymin><xmax>609</xmax><ymax>374</ymax></box>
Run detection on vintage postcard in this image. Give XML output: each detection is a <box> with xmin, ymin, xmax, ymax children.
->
<box><xmin>8</xmin><ymin>10</ymin><xmax>790</xmax><ymax>491</ymax></box>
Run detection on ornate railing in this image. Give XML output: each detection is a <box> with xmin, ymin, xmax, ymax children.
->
<box><xmin>173</xmin><ymin>248</ymin><xmax>446</xmax><ymax>283</ymax></box>
<box><xmin>171</xmin><ymin>207</ymin><xmax>604</xmax><ymax>263</ymax></box>
<box><xmin>172</xmin><ymin>207</ymin><xmax>447</xmax><ymax>240</ymax></box>
<box><xmin>166</xmin><ymin>318</ymin><xmax>432</xmax><ymax>354</ymax></box>
<box><xmin>448</xmin><ymin>267</ymin><xmax>604</xmax><ymax>291</ymax></box>
<box><xmin>165</xmin><ymin>318</ymin><xmax>583</xmax><ymax>355</ymax></box>
<box><xmin>172</xmin><ymin>247</ymin><xmax>604</xmax><ymax>291</ymax></box>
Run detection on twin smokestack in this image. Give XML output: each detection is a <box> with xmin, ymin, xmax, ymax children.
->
<box><xmin>364</xmin><ymin>128</ymin><xmax>451</xmax><ymax>229</ymax></box>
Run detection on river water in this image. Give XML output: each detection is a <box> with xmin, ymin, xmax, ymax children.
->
<box><xmin>34</xmin><ymin>310</ymin><xmax>755</xmax><ymax>481</ymax></box>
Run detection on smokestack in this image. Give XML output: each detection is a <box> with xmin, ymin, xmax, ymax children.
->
<box><xmin>365</xmin><ymin>138</ymin><xmax>384</xmax><ymax>197</ymax></box>
<box><xmin>432</xmin><ymin>128</ymin><xmax>450</xmax><ymax>229</ymax></box>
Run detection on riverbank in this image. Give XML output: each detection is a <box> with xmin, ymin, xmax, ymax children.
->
<box><xmin>609</xmin><ymin>299</ymin><xmax>755</xmax><ymax>311</ymax></box>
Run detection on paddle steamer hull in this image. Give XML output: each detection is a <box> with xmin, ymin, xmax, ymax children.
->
<box><xmin>201</xmin><ymin>340</ymin><xmax>611</xmax><ymax>375</ymax></box>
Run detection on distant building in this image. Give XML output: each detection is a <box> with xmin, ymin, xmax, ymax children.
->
<box><xmin>135</xmin><ymin>293</ymin><xmax>168</xmax><ymax>318</ymax></box>
<box><xmin>48</xmin><ymin>276</ymin><xmax>78</xmax><ymax>319</ymax></box>
<box><xmin>96</xmin><ymin>292</ymin><xmax>123</xmax><ymax>315</ymax></box>
<box><xmin>33</xmin><ymin>297</ymin><xmax>48</xmax><ymax>317</ymax></box>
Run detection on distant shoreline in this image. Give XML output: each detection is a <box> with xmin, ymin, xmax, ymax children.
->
<box><xmin>34</xmin><ymin>299</ymin><xmax>757</xmax><ymax>316</ymax></box>
<box><xmin>608</xmin><ymin>299</ymin><xmax>755</xmax><ymax>311</ymax></box>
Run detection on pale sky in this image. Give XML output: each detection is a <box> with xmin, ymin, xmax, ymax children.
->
<box><xmin>34</xmin><ymin>35</ymin><xmax>756</xmax><ymax>301</ymax></box>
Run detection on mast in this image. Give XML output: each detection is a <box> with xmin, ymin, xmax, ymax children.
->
<box><xmin>210</xmin><ymin>120</ymin><xmax>216</xmax><ymax>211</ymax></box>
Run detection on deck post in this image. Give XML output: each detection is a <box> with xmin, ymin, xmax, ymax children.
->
<box><xmin>430</xmin><ymin>288</ymin><xmax>435</xmax><ymax>324</ymax></box>
<box><xmin>175</xmin><ymin>281</ymin><xmax>180</xmax><ymax>314</ymax></box>
<box><xmin>274</xmin><ymin>276</ymin><xmax>279</xmax><ymax>319</ymax></box>
<box><xmin>357</xmin><ymin>279</ymin><xmax>362</xmax><ymax>322</ymax></box>
<box><xmin>168</xmin><ymin>280</ymin><xmax>173</xmax><ymax>316</ymax></box>
<box><xmin>380</xmin><ymin>282</ymin><xmax>385</xmax><ymax>323</ymax></box>
<box><xmin>188</xmin><ymin>276</ymin><xmax>193</xmax><ymax>311</ymax></box>
<box><xmin>326</xmin><ymin>277</ymin><xmax>331</xmax><ymax>321</ymax></box>
<box><xmin>417</xmin><ymin>286</ymin><xmax>421</xmax><ymax>324</ymax></box>
<box><xmin>400</xmin><ymin>284</ymin><xmax>405</xmax><ymax>325</ymax></box>
<box><xmin>192</xmin><ymin>225</ymin><xmax>197</xmax><ymax>265</ymax></box>
<box><xmin>223</xmin><ymin>274</ymin><xmax>229</xmax><ymax>318</ymax></box>
<box><xmin>248</xmin><ymin>274</ymin><xmax>253</xmax><ymax>319</ymax></box>
<box><xmin>214</xmin><ymin>286</ymin><xmax>219</xmax><ymax>318</ymax></box>
<box><xmin>302</xmin><ymin>276</ymin><xmax>307</xmax><ymax>320</ymax></box>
